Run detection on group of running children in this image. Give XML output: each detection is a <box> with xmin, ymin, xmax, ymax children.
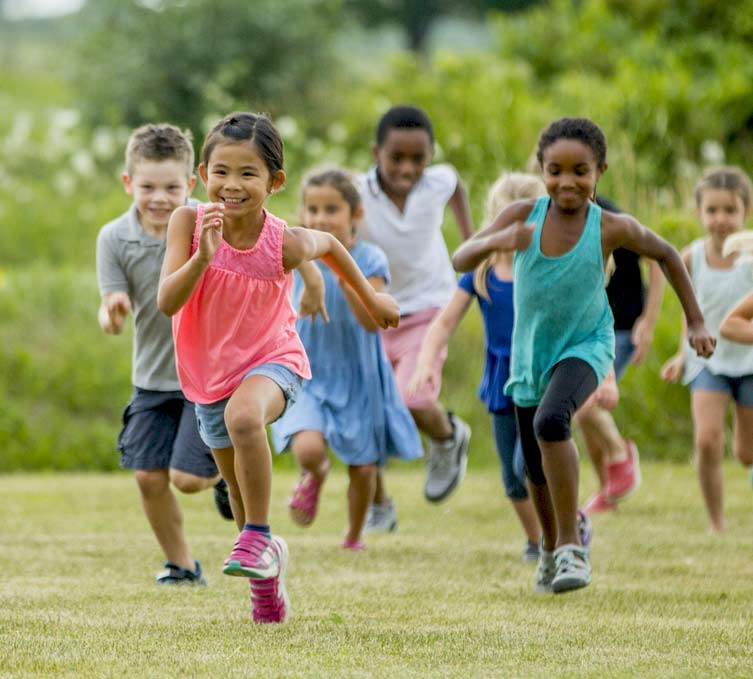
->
<box><xmin>96</xmin><ymin>104</ymin><xmax>753</xmax><ymax>623</ymax></box>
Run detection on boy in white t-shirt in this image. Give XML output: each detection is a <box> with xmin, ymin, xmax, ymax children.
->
<box><xmin>359</xmin><ymin>104</ymin><xmax>474</xmax><ymax>527</ymax></box>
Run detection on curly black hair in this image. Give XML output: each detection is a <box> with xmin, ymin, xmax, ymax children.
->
<box><xmin>375</xmin><ymin>104</ymin><xmax>435</xmax><ymax>146</ymax></box>
<box><xmin>536</xmin><ymin>117</ymin><xmax>607</xmax><ymax>169</ymax></box>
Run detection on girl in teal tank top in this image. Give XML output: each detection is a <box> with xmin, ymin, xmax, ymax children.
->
<box><xmin>453</xmin><ymin>118</ymin><xmax>715</xmax><ymax>595</ymax></box>
<box><xmin>506</xmin><ymin>195</ymin><xmax>615</xmax><ymax>407</ymax></box>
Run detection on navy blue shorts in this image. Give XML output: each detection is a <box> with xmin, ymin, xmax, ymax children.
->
<box><xmin>117</xmin><ymin>388</ymin><xmax>218</xmax><ymax>478</ymax></box>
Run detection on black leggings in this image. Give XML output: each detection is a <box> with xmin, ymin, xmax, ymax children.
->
<box><xmin>514</xmin><ymin>358</ymin><xmax>598</xmax><ymax>486</ymax></box>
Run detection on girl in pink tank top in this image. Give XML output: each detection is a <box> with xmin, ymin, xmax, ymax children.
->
<box><xmin>158</xmin><ymin>112</ymin><xmax>399</xmax><ymax>624</ymax></box>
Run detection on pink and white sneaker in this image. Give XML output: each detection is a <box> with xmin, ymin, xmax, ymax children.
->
<box><xmin>605</xmin><ymin>439</ymin><xmax>641</xmax><ymax>503</ymax></box>
<box><xmin>223</xmin><ymin>529</ymin><xmax>281</xmax><ymax>579</ymax></box>
<box><xmin>248</xmin><ymin>536</ymin><xmax>289</xmax><ymax>624</ymax></box>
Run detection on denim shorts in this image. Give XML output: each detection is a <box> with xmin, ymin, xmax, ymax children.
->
<box><xmin>613</xmin><ymin>329</ymin><xmax>636</xmax><ymax>382</ymax></box>
<box><xmin>194</xmin><ymin>363</ymin><xmax>303</xmax><ymax>449</ymax></box>
<box><xmin>689</xmin><ymin>367</ymin><xmax>753</xmax><ymax>407</ymax></box>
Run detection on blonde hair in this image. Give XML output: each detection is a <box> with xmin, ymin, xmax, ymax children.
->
<box><xmin>473</xmin><ymin>172</ymin><xmax>546</xmax><ymax>301</ymax></box>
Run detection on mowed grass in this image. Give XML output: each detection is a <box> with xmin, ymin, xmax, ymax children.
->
<box><xmin>1</xmin><ymin>462</ymin><xmax>753</xmax><ymax>679</ymax></box>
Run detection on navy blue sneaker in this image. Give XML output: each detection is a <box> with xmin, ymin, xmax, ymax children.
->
<box><xmin>214</xmin><ymin>478</ymin><xmax>234</xmax><ymax>521</ymax></box>
<box><xmin>156</xmin><ymin>560</ymin><xmax>207</xmax><ymax>586</ymax></box>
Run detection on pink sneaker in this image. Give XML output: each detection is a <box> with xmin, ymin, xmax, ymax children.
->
<box><xmin>248</xmin><ymin>536</ymin><xmax>289</xmax><ymax>624</ymax></box>
<box><xmin>223</xmin><ymin>529</ymin><xmax>280</xmax><ymax>578</ymax></box>
<box><xmin>583</xmin><ymin>490</ymin><xmax>616</xmax><ymax>516</ymax></box>
<box><xmin>288</xmin><ymin>471</ymin><xmax>326</xmax><ymax>527</ymax></box>
<box><xmin>342</xmin><ymin>538</ymin><xmax>366</xmax><ymax>551</ymax></box>
<box><xmin>605</xmin><ymin>439</ymin><xmax>641</xmax><ymax>503</ymax></box>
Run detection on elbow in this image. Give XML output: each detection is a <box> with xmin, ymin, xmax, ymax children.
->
<box><xmin>156</xmin><ymin>289</ymin><xmax>177</xmax><ymax>317</ymax></box>
<box><xmin>719</xmin><ymin>318</ymin><xmax>734</xmax><ymax>341</ymax></box>
<box><xmin>452</xmin><ymin>250</ymin><xmax>470</xmax><ymax>273</ymax></box>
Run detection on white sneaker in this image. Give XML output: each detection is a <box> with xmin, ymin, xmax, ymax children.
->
<box><xmin>534</xmin><ymin>547</ymin><xmax>556</xmax><ymax>593</ymax></box>
<box><xmin>424</xmin><ymin>412</ymin><xmax>471</xmax><ymax>503</ymax></box>
<box><xmin>552</xmin><ymin>544</ymin><xmax>591</xmax><ymax>593</ymax></box>
<box><xmin>363</xmin><ymin>499</ymin><xmax>397</xmax><ymax>534</ymax></box>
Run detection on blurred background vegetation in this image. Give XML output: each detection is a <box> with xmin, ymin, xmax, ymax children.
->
<box><xmin>1</xmin><ymin>0</ymin><xmax>752</xmax><ymax>471</ymax></box>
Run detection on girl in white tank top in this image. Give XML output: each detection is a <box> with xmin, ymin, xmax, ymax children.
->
<box><xmin>661</xmin><ymin>166</ymin><xmax>753</xmax><ymax>533</ymax></box>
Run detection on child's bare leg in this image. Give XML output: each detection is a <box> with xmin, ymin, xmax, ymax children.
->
<box><xmin>526</xmin><ymin>482</ymin><xmax>556</xmax><ymax>550</ymax></box>
<box><xmin>134</xmin><ymin>469</ymin><xmax>194</xmax><ymax>570</ymax></box>
<box><xmin>346</xmin><ymin>464</ymin><xmax>377</xmax><ymax>543</ymax></box>
<box><xmin>291</xmin><ymin>430</ymin><xmax>330</xmax><ymax>480</ymax></box>
<box><xmin>510</xmin><ymin>498</ymin><xmax>542</xmax><ymax>544</ymax></box>
<box><xmin>224</xmin><ymin>376</ymin><xmax>286</xmax><ymax>526</ymax></box>
<box><xmin>410</xmin><ymin>402</ymin><xmax>453</xmax><ymax>440</ymax></box>
<box><xmin>575</xmin><ymin>405</ymin><xmax>626</xmax><ymax>488</ymax></box>
<box><xmin>211</xmin><ymin>447</ymin><xmax>244</xmax><ymax>530</ymax></box>
<box><xmin>691</xmin><ymin>390</ymin><xmax>729</xmax><ymax>533</ymax></box>
<box><xmin>539</xmin><ymin>439</ymin><xmax>581</xmax><ymax>547</ymax></box>
<box><xmin>373</xmin><ymin>467</ymin><xmax>389</xmax><ymax>504</ymax></box>
<box><xmin>169</xmin><ymin>469</ymin><xmax>221</xmax><ymax>494</ymax></box>
<box><xmin>733</xmin><ymin>404</ymin><xmax>753</xmax><ymax>467</ymax></box>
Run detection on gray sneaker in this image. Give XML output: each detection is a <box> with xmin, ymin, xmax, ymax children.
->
<box><xmin>534</xmin><ymin>548</ymin><xmax>556</xmax><ymax>593</ymax></box>
<box><xmin>552</xmin><ymin>544</ymin><xmax>591</xmax><ymax>593</ymax></box>
<box><xmin>363</xmin><ymin>500</ymin><xmax>397</xmax><ymax>534</ymax></box>
<box><xmin>424</xmin><ymin>412</ymin><xmax>471</xmax><ymax>503</ymax></box>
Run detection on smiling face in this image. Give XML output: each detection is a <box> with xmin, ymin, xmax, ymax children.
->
<box><xmin>123</xmin><ymin>160</ymin><xmax>195</xmax><ymax>234</ymax></box>
<box><xmin>199</xmin><ymin>140</ymin><xmax>285</xmax><ymax>216</ymax></box>
<box><xmin>698</xmin><ymin>188</ymin><xmax>748</xmax><ymax>246</ymax></box>
<box><xmin>373</xmin><ymin>128</ymin><xmax>433</xmax><ymax>199</ymax></box>
<box><xmin>302</xmin><ymin>184</ymin><xmax>361</xmax><ymax>249</ymax></box>
<box><xmin>541</xmin><ymin>139</ymin><xmax>604</xmax><ymax>212</ymax></box>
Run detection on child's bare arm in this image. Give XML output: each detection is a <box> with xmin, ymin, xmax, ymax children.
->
<box><xmin>283</xmin><ymin>227</ymin><xmax>399</xmax><ymax>328</ymax></box>
<box><xmin>296</xmin><ymin>260</ymin><xmax>329</xmax><ymax>323</ymax></box>
<box><xmin>452</xmin><ymin>199</ymin><xmax>536</xmax><ymax>272</ymax></box>
<box><xmin>605</xmin><ymin>215</ymin><xmax>715</xmax><ymax>358</ymax></box>
<box><xmin>631</xmin><ymin>260</ymin><xmax>666</xmax><ymax>365</ymax></box>
<box><xmin>339</xmin><ymin>275</ymin><xmax>386</xmax><ymax>332</ymax></box>
<box><xmin>157</xmin><ymin>204</ymin><xmax>223</xmax><ymax>316</ymax></box>
<box><xmin>720</xmin><ymin>291</ymin><xmax>753</xmax><ymax>344</ymax></box>
<box><xmin>447</xmin><ymin>175</ymin><xmax>474</xmax><ymax>241</ymax></box>
<box><xmin>408</xmin><ymin>289</ymin><xmax>474</xmax><ymax>397</ymax></box>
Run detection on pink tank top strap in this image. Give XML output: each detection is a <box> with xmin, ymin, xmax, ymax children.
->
<box><xmin>257</xmin><ymin>210</ymin><xmax>285</xmax><ymax>279</ymax></box>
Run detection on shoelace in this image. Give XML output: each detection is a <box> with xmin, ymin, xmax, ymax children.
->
<box><xmin>556</xmin><ymin>550</ymin><xmax>586</xmax><ymax>574</ymax></box>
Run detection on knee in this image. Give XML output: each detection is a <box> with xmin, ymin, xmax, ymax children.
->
<box><xmin>224</xmin><ymin>405</ymin><xmax>265</xmax><ymax>443</ymax></box>
<box><xmin>292</xmin><ymin>435</ymin><xmax>327</xmax><ymax>469</ymax></box>
<box><xmin>503</xmin><ymin>475</ymin><xmax>529</xmax><ymax>501</ymax></box>
<box><xmin>349</xmin><ymin>464</ymin><xmax>377</xmax><ymax>485</ymax></box>
<box><xmin>533</xmin><ymin>408</ymin><xmax>572</xmax><ymax>442</ymax></box>
<box><xmin>695</xmin><ymin>430</ymin><xmax>724</xmax><ymax>462</ymax></box>
<box><xmin>169</xmin><ymin>469</ymin><xmax>208</xmax><ymax>494</ymax></box>
<box><xmin>134</xmin><ymin>469</ymin><xmax>169</xmax><ymax>498</ymax></box>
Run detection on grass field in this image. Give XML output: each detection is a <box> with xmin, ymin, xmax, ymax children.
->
<box><xmin>1</xmin><ymin>462</ymin><xmax>753</xmax><ymax>678</ymax></box>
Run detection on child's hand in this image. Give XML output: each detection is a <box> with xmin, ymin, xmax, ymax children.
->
<box><xmin>407</xmin><ymin>362</ymin><xmax>439</xmax><ymax>399</ymax></box>
<box><xmin>630</xmin><ymin>315</ymin><xmax>655</xmax><ymax>365</ymax></box>
<box><xmin>688</xmin><ymin>321</ymin><xmax>716</xmax><ymax>359</ymax></box>
<box><xmin>197</xmin><ymin>203</ymin><xmax>224</xmax><ymax>262</ymax></box>
<box><xmin>581</xmin><ymin>368</ymin><xmax>619</xmax><ymax>411</ymax></box>
<box><xmin>513</xmin><ymin>222</ymin><xmax>536</xmax><ymax>251</ymax></box>
<box><xmin>369</xmin><ymin>292</ymin><xmax>400</xmax><ymax>329</ymax></box>
<box><xmin>105</xmin><ymin>292</ymin><xmax>131</xmax><ymax>334</ymax></box>
<box><xmin>660</xmin><ymin>353</ymin><xmax>685</xmax><ymax>383</ymax></box>
<box><xmin>299</xmin><ymin>282</ymin><xmax>329</xmax><ymax>323</ymax></box>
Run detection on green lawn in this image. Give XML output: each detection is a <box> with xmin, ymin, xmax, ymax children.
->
<box><xmin>1</xmin><ymin>463</ymin><xmax>752</xmax><ymax>678</ymax></box>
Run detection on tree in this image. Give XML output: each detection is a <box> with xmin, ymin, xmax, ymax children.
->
<box><xmin>344</xmin><ymin>0</ymin><xmax>542</xmax><ymax>52</ymax></box>
<box><xmin>71</xmin><ymin>0</ymin><xmax>342</xmax><ymax>134</ymax></box>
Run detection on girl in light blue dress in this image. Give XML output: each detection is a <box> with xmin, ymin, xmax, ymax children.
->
<box><xmin>271</xmin><ymin>168</ymin><xmax>422</xmax><ymax>550</ymax></box>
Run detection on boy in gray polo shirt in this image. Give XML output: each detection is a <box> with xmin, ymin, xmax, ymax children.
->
<box><xmin>96</xmin><ymin>124</ymin><xmax>229</xmax><ymax>585</ymax></box>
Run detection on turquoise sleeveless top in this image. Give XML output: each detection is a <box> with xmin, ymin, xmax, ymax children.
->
<box><xmin>504</xmin><ymin>196</ymin><xmax>615</xmax><ymax>407</ymax></box>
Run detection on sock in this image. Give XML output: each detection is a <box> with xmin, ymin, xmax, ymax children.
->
<box><xmin>244</xmin><ymin>523</ymin><xmax>271</xmax><ymax>537</ymax></box>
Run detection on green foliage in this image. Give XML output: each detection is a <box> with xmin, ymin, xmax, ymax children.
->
<box><xmin>71</xmin><ymin>0</ymin><xmax>342</xmax><ymax>135</ymax></box>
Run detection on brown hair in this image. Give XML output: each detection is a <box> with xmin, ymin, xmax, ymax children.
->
<box><xmin>473</xmin><ymin>173</ymin><xmax>546</xmax><ymax>301</ymax></box>
<box><xmin>301</xmin><ymin>167</ymin><xmax>361</xmax><ymax>214</ymax></box>
<box><xmin>125</xmin><ymin>123</ymin><xmax>194</xmax><ymax>177</ymax></box>
<box><xmin>694</xmin><ymin>165</ymin><xmax>753</xmax><ymax>212</ymax></box>
<box><xmin>200</xmin><ymin>112</ymin><xmax>283</xmax><ymax>177</ymax></box>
